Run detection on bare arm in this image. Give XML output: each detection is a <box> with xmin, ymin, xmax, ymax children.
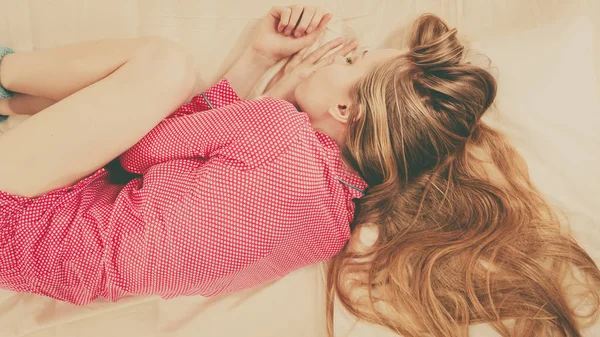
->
<box><xmin>0</xmin><ymin>37</ymin><xmax>196</xmax><ymax>198</ymax></box>
<box><xmin>223</xmin><ymin>49</ymin><xmax>275</xmax><ymax>99</ymax></box>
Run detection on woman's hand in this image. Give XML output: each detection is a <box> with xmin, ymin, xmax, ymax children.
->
<box><xmin>263</xmin><ymin>38</ymin><xmax>358</xmax><ymax>104</ymax></box>
<box><xmin>250</xmin><ymin>5</ymin><xmax>334</xmax><ymax>65</ymax></box>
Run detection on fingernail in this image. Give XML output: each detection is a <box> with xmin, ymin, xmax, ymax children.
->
<box><xmin>295</xmin><ymin>31</ymin><xmax>302</xmax><ymax>37</ymax></box>
<box><xmin>278</xmin><ymin>26</ymin><xmax>283</xmax><ymax>32</ymax></box>
<box><xmin>306</xmin><ymin>28</ymin><xmax>313</xmax><ymax>34</ymax></box>
<box><xmin>285</xmin><ymin>29</ymin><xmax>291</xmax><ymax>35</ymax></box>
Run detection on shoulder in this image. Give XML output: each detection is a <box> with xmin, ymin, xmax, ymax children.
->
<box><xmin>220</xmin><ymin>98</ymin><xmax>312</xmax><ymax>169</ymax></box>
<box><xmin>222</xmin><ymin>97</ymin><xmax>307</xmax><ymax>126</ymax></box>
<box><xmin>249</xmin><ymin>97</ymin><xmax>307</xmax><ymax>122</ymax></box>
<box><xmin>240</xmin><ymin>97</ymin><xmax>309</xmax><ymax>136</ymax></box>
<box><xmin>194</xmin><ymin>97</ymin><xmax>307</xmax><ymax>139</ymax></box>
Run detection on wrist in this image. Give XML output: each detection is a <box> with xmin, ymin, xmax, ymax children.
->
<box><xmin>243</xmin><ymin>48</ymin><xmax>278</xmax><ymax>70</ymax></box>
<box><xmin>224</xmin><ymin>49</ymin><xmax>277</xmax><ymax>99</ymax></box>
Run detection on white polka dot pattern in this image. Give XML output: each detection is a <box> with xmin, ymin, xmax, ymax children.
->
<box><xmin>0</xmin><ymin>78</ymin><xmax>367</xmax><ymax>305</ymax></box>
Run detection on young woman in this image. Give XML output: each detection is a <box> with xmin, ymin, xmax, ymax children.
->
<box><xmin>0</xmin><ymin>4</ymin><xmax>598</xmax><ymax>337</ymax></box>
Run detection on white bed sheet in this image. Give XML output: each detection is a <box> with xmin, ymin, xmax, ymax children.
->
<box><xmin>0</xmin><ymin>1</ymin><xmax>598</xmax><ymax>336</ymax></box>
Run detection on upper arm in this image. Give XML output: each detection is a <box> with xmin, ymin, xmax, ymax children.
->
<box><xmin>119</xmin><ymin>105</ymin><xmax>239</xmax><ymax>173</ymax></box>
<box><xmin>120</xmin><ymin>97</ymin><xmax>306</xmax><ymax>174</ymax></box>
<box><xmin>120</xmin><ymin>77</ymin><xmax>241</xmax><ymax>173</ymax></box>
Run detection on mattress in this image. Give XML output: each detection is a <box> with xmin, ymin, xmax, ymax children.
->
<box><xmin>0</xmin><ymin>1</ymin><xmax>599</xmax><ymax>336</ymax></box>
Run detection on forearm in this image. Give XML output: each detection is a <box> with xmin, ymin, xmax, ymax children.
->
<box><xmin>224</xmin><ymin>49</ymin><xmax>275</xmax><ymax>99</ymax></box>
<box><xmin>1</xmin><ymin>37</ymin><xmax>166</xmax><ymax>102</ymax></box>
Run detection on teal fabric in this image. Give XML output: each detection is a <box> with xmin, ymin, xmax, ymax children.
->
<box><xmin>0</xmin><ymin>46</ymin><xmax>15</xmax><ymax>123</ymax></box>
<box><xmin>0</xmin><ymin>47</ymin><xmax>15</xmax><ymax>99</ymax></box>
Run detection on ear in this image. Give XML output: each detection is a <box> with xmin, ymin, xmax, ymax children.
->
<box><xmin>328</xmin><ymin>103</ymin><xmax>363</xmax><ymax>124</ymax></box>
<box><xmin>328</xmin><ymin>103</ymin><xmax>352</xmax><ymax>124</ymax></box>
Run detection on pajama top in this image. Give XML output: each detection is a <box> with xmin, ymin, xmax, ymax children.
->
<box><xmin>0</xmin><ymin>79</ymin><xmax>367</xmax><ymax>305</ymax></box>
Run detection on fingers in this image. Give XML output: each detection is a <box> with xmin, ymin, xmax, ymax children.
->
<box><xmin>311</xmin><ymin>54</ymin><xmax>336</xmax><ymax>72</ymax></box>
<box><xmin>299</xmin><ymin>13</ymin><xmax>333</xmax><ymax>46</ymax></box>
<box><xmin>278</xmin><ymin>6</ymin><xmax>332</xmax><ymax>37</ymax></box>
<box><xmin>293</xmin><ymin>47</ymin><xmax>310</xmax><ymax>63</ymax></box>
<box><xmin>294</xmin><ymin>7</ymin><xmax>315</xmax><ymax>37</ymax></box>
<box><xmin>284</xmin><ymin>5</ymin><xmax>304</xmax><ymax>36</ymax></box>
<box><xmin>305</xmin><ymin>9</ymin><xmax>324</xmax><ymax>35</ymax></box>
<box><xmin>272</xmin><ymin>6</ymin><xmax>292</xmax><ymax>33</ymax></box>
<box><xmin>285</xmin><ymin>47</ymin><xmax>309</xmax><ymax>73</ymax></box>
<box><xmin>315</xmin><ymin>13</ymin><xmax>333</xmax><ymax>32</ymax></box>
<box><xmin>332</xmin><ymin>39</ymin><xmax>358</xmax><ymax>57</ymax></box>
<box><xmin>304</xmin><ymin>37</ymin><xmax>345</xmax><ymax>64</ymax></box>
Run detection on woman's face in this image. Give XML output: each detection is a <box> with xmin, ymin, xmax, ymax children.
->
<box><xmin>294</xmin><ymin>48</ymin><xmax>403</xmax><ymax>122</ymax></box>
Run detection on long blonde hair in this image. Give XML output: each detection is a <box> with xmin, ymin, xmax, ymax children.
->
<box><xmin>327</xmin><ymin>14</ymin><xmax>600</xmax><ymax>337</ymax></box>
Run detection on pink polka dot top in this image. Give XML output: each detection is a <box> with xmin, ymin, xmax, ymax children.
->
<box><xmin>0</xmin><ymin>79</ymin><xmax>367</xmax><ymax>305</ymax></box>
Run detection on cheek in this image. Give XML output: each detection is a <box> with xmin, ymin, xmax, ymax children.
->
<box><xmin>295</xmin><ymin>71</ymin><xmax>327</xmax><ymax>113</ymax></box>
<box><xmin>296</xmin><ymin>66</ymin><xmax>348</xmax><ymax>113</ymax></box>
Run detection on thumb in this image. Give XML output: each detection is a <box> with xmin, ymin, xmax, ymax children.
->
<box><xmin>295</xmin><ymin>27</ymin><xmax>326</xmax><ymax>50</ymax></box>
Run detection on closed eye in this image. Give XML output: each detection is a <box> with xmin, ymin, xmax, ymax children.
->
<box><xmin>346</xmin><ymin>50</ymin><xmax>368</xmax><ymax>65</ymax></box>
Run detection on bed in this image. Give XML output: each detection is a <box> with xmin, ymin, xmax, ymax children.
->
<box><xmin>0</xmin><ymin>1</ymin><xmax>599</xmax><ymax>336</ymax></box>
